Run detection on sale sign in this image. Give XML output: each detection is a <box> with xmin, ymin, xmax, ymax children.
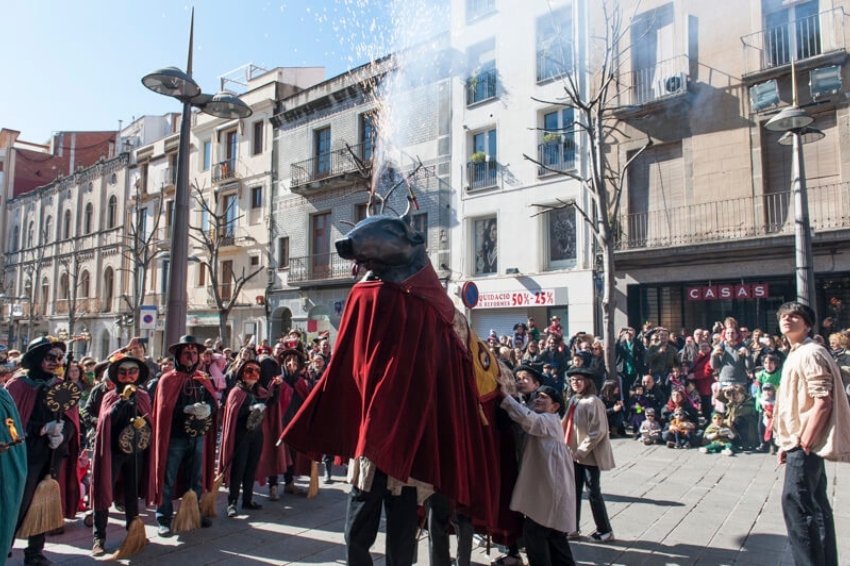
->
<box><xmin>686</xmin><ymin>284</ymin><xmax>769</xmax><ymax>301</ymax></box>
<box><xmin>474</xmin><ymin>289</ymin><xmax>556</xmax><ymax>309</ymax></box>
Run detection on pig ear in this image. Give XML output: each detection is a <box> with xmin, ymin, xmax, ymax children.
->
<box><xmin>407</xmin><ymin>229</ymin><xmax>425</xmax><ymax>245</ymax></box>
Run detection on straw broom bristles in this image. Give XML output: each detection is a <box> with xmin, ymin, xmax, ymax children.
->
<box><xmin>172</xmin><ymin>489</ymin><xmax>201</xmax><ymax>533</ymax></box>
<box><xmin>105</xmin><ymin>516</ymin><xmax>147</xmax><ymax>561</ymax></box>
<box><xmin>200</xmin><ymin>473</ymin><xmax>225</xmax><ymax>518</ymax></box>
<box><xmin>306</xmin><ymin>461</ymin><xmax>319</xmax><ymax>499</ymax></box>
<box><xmin>17</xmin><ymin>476</ymin><xmax>64</xmax><ymax>538</ymax></box>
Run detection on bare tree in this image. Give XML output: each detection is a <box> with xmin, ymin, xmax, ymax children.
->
<box><xmin>523</xmin><ymin>0</ymin><xmax>651</xmax><ymax>380</ymax></box>
<box><xmin>190</xmin><ymin>183</ymin><xmax>264</xmax><ymax>347</ymax></box>
<box><xmin>19</xmin><ymin>230</ymin><xmax>50</xmax><ymax>347</ymax></box>
<box><xmin>118</xmin><ymin>194</ymin><xmax>165</xmax><ymax>337</ymax></box>
<box><xmin>56</xmin><ymin>237</ymin><xmax>88</xmax><ymax>349</ymax></box>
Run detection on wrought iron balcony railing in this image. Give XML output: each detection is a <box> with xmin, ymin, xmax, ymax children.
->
<box><xmin>537</xmin><ymin>140</ymin><xmax>576</xmax><ymax>175</ymax></box>
<box><xmin>537</xmin><ymin>42</ymin><xmax>572</xmax><ymax>82</ymax></box>
<box><xmin>614</xmin><ymin>182</ymin><xmax>850</xmax><ymax>251</ymax></box>
<box><xmin>467</xmin><ymin>161</ymin><xmax>498</xmax><ymax>190</ymax></box>
<box><xmin>288</xmin><ymin>252</ymin><xmax>356</xmax><ymax>285</ymax></box>
<box><xmin>619</xmin><ymin>54</ymin><xmax>689</xmax><ymax>106</ymax></box>
<box><xmin>741</xmin><ymin>7</ymin><xmax>846</xmax><ymax>76</ymax></box>
<box><xmin>467</xmin><ymin>67</ymin><xmax>498</xmax><ymax>105</ymax></box>
<box><xmin>290</xmin><ymin>142</ymin><xmax>369</xmax><ymax>189</ymax></box>
<box><xmin>212</xmin><ymin>158</ymin><xmax>238</xmax><ymax>183</ymax></box>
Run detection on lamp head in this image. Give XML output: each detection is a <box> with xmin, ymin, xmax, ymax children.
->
<box><xmin>141</xmin><ymin>66</ymin><xmax>201</xmax><ymax>99</ymax></box>
<box><xmin>765</xmin><ymin>106</ymin><xmax>814</xmax><ymax>132</ymax></box>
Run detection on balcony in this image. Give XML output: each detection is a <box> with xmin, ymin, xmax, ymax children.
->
<box><xmin>614</xmin><ymin>182</ymin><xmax>850</xmax><ymax>251</ymax></box>
<box><xmin>616</xmin><ymin>55</ymin><xmax>689</xmax><ymax>108</ymax></box>
<box><xmin>212</xmin><ymin>158</ymin><xmax>238</xmax><ymax>184</ymax></box>
<box><xmin>466</xmin><ymin>160</ymin><xmax>498</xmax><ymax>191</ymax></box>
<box><xmin>204</xmin><ymin>229</ymin><xmax>237</xmax><ymax>248</ymax></box>
<box><xmin>162</xmin><ymin>167</ymin><xmax>177</xmax><ymax>188</ymax></box>
<box><xmin>289</xmin><ymin>142</ymin><xmax>369</xmax><ymax>193</ymax></box>
<box><xmin>288</xmin><ymin>253</ymin><xmax>356</xmax><ymax>286</ymax></box>
<box><xmin>741</xmin><ymin>8</ymin><xmax>846</xmax><ymax>78</ymax></box>
<box><xmin>53</xmin><ymin>298</ymin><xmax>101</xmax><ymax>315</ymax></box>
<box><xmin>467</xmin><ymin>67</ymin><xmax>497</xmax><ymax>105</ymax></box>
<box><xmin>537</xmin><ymin>139</ymin><xmax>576</xmax><ymax>176</ymax></box>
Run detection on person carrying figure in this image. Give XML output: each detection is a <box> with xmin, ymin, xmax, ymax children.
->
<box><xmin>149</xmin><ymin>335</ymin><xmax>218</xmax><ymax>537</ymax></box>
<box><xmin>90</xmin><ymin>353</ymin><xmax>154</xmax><ymax>556</ymax></box>
<box><xmin>6</xmin><ymin>337</ymin><xmax>81</xmax><ymax>566</ymax></box>
<box><xmin>774</xmin><ymin>302</ymin><xmax>850</xmax><ymax>566</ymax></box>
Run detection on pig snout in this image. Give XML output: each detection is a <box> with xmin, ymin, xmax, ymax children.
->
<box><xmin>336</xmin><ymin>237</ymin><xmax>354</xmax><ymax>259</ymax></box>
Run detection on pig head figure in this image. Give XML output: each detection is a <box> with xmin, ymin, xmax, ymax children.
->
<box><xmin>335</xmin><ymin>214</ymin><xmax>428</xmax><ymax>284</ymax></box>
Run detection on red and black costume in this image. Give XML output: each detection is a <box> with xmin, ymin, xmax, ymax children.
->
<box><xmin>283</xmin><ymin>263</ymin><xmax>518</xmax><ymax>556</ymax></box>
<box><xmin>6</xmin><ymin>337</ymin><xmax>80</xmax><ymax>566</ymax></box>
<box><xmin>255</xmin><ymin>352</ymin><xmax>290</xmax><ymax>492</ymax></box>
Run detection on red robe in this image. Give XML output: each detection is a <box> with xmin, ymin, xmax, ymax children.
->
<box><xmin>255</xmin><ymin>383</ymin><xmax>291</xmax><ymax>484</ymax></box>
<box><xmin>91</xmin><ymin>389</ymin><xmax>153</xmax><ymax>510</ymax></box>
<box><xmin>218</xmin><ymin>386</ymin><xmax>246</xmax><ymax>487</ymax></box>
<box><xmin>148</xmin><ymin>369</ymin><xmax>218</xmax><ymax>505</ymax></box>
<box><xmin>282</xmin><ymin>263</ymin><xmax>516</xmax><ymax>533</ymax></box>
<box><xmin>6</xmin><ymin>375</ymin><xmax>81</xmax><ymax>519</ymax></box>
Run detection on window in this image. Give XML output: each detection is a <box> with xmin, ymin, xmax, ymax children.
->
<box><xmin>539</xmin><ymin>108</ymin><xmax>576</xmax><ymax>174</ymax></box>
<box><xmin>277</xmin><ymin>237</ymin><xmax>290</xmax><ymax>270</ymax></box>
<box><xmin>467</xmin><ymin>63</ymin><xmax>497</xmax><ymax>105</ymax></box>
<box><xmin>221</xmin><ymin>260</ymin><xmax>234</xmax><ymax>300</ymax></box>
<box><xmin>10</xmin><ymin>225</ymin><xmax>19</xmax><ymax>252</ymax></box>
<box><xmin>467</xmin><ymin>0</ymin><xmax>495</xmax><ymax>20</ymax></box>
<box><xmin>84</xmin><ymin>203</ymin><xmax>93</xmax><ymax>234</ymax></box>
<box><xmin>139</xmin><ymin>163</ymin><xmax>148</xmax><ymax>193</ymax></box>
<box><xmin>138</xmin><ymin>208</ymin><xmax>148</xmax><ymax>240</ymax></box>
<box><xmin>41</xmin><ymin>278</ymin><xmax>49</xmax><ymax>313</ymax></box>
<box><xmin>626</xmin><ymin>142</ymin><xmax>685</xmax><ymax>247</ymax></box>
<box><xmin>360</xmin><ymin>113</ymin><xmax>377</xmax><ymax>162</ymax></box>
<box><xmin>159</xmin><ymin>260</ymin><xmax>169</xmax><ymax>296</ymax></box>
<box><xmin>165</xmin><ymin>200</ymin><xmax>174</xmax><ymax>229</ymax></box>
<box><xmin>468</xmin><ymin>128</ymin><xmax>498</xmax><ymax>189</ymax></box>
<box><xmin>315</xmin><ymin>127</ymin><xmax>331</xmax><ymax>176</ymax></box>
<box><xmin>63</xmin><ymin>209</ymin><xmax>72</xmax><ymax>239</ymax></box>
<box><xmin>537</xmin><ymin>8</ymin><xmax>573</xmax><ymax>82</ymax></box>
<box><xmin>59</xmin><ymin>273</ymin><xmax>70</xmax><ymax>300</ymax></box>
<box><xmin>474</xmin><ymin>217</ymin><xmax>498</xmax><ymax>275</ymax></box>
<box><xmin>630</xmin><ymin>5</ymin><xmax>687</xmax><ymax>105</ymax></box>
<box><xmin>250</xmin><ymin>255</ymin><xmax>260</xmax><ymax>266</ymax></box>
<box><xmin>251</xmin><ymin>186</ymin><xmax>263</xmax><ymax>209</ymax></box>
<box><xmin>203</xmin><ymin>140</ymin><xmax>212</xmax><ymax>171</ymax></box>
<box><xmin>764</xmin><ymin>0</ymin><xmax>820</xmax><ymax>67</ymax></box>
<box><xmin>412</xmin><ymin>213</ymin><xmax>428</xmax><ymax>246</ymax></box>
<box><xmin>223</xmin><ymin>194</ymin><xmax>237</xmax><ymax>238</ymax></box>
<box><xmin>80</xmin><ymin>270</ymin><xmax>91</xmax><ymax>298</ymax></box>
<box><xmin>43</xmin><ymin>216</ymin><xmax>53</xmax><ymax>244</ymax></box>
<box><xmin>253</xmin><ymin>121</ymin><xmax>264</xmax><ymax>155</ymax></box>
<box><xmin>355</xmin><ymin>203</ymin><xmax>369</xmax><ymax>224</ymax></box>
<box><xmin>26</xmin><ymin>221</ymin><xmax>34</xmax><ymax>248</ymax></box>
<box><xmin>168</xmin><ymin>153</ymin><xmax>178</xmax><ymax>185</ymax></box>
<box><xmin>197</xmin><ymin>262</ymin><xmax>206</xmax><ymax>286</ymax></box>
<box><xmin>103</xmin><ymin>267</ymin><xmax>114</xmax><ymax>312</ymax></box>
<box><xmin>546</xmin><ymin>205</ymin><xmax>577</xmax><ymax>269</ymax></box>
<box><xmin>107</xmin><ymin>196</ymin><xmax>118</xmax><ymax>229</ymax></box>
<box><xmin>311</xmin><ymin>212</ymin><xmax>332</xmax><ymax>278</ymax></box>
<box><xmin>225</xmin><ymin>130</ymin><xmax>238</xmax><ymax>170</ymax></box>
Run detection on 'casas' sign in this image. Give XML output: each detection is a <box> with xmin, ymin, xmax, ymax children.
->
<box><xmin>686</xmin><ymin>284</ymin><xmax>769</xmax><ymax>301</ymax></box>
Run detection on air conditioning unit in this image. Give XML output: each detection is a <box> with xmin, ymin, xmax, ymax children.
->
<box><xmin>663</xmin><ymin>72</ymin><xmax>688</xmax><ymax>96</ymax></box>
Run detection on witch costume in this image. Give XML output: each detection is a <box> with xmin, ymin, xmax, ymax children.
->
<box><xmin>0</xmin><ymin>387</ymin><xmax>26</xmax><ymax>566</ymax></box>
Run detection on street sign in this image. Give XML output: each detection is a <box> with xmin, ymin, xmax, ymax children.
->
<box><xmin>139</xmin><ymin>305</ymin><xmax>157</xmax><ymax>329</ymax></box>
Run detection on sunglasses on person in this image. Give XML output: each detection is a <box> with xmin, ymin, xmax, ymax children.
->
<box><xmin>44</xmin><ymin>353</ymin><xmax>65</xmax><ymax>363</ymax></box>
<box><xmin>243</xmin><ymin>366</ymin><xmax>260</xmax><ymax>376</ymax></box>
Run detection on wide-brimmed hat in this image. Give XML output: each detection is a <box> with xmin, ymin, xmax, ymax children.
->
<box><xmin>168</xmin><ymin>334</ymin><xmax>201</xmax><ymax>356</ymax></box>
<box><xmin>106</xmin><ymin>352</ymin><xmax>149</xmax><ymax>385</ymax></box>
<box><xmin>512</xmin><ymin>364</ymin><xmax>544</xmax><ymax>384</ymax></box>
<box><xmin>21</xmin><ymin>336</ymin><xmax>67</xmax><ymax>370</ymax></box>
<box><xmin>566</xmin><ymin>366</ymin><xmax>596</xmax><ymax>380</ymax></box>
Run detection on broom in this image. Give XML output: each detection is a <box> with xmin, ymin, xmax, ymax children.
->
<box><xmin>105</xmin><ymin>516</ymin><xmax>147</xmax><ymax>561</ymax></box>
<box><xmin>200</xmin><ymin>467</ymin><xmax>227</xmax><ymax>518</ymax></box>
<box><xmin>18</xmin><ymin>421</ymin><xmax>64</xmax><ymax>538</ymax></box>
<box><xmin>306</xmin><ymin>461</ymin><xmax>320</xmax><ymax>499</ymax></box>
<box><xmin>172</xmin><ymin>437</ymin><xmax>201</xmax><ymax>533</ymax></box>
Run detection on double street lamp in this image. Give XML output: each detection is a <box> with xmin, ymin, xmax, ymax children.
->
<box><xmin>764</xmin><ymin>95</ymin><xmax>824</xmax><ymax>313</ymax></box>
<box><xmin>142</xmin><ymin>9</ymin><xmax>252</xmax><ymax>349</ymax></box>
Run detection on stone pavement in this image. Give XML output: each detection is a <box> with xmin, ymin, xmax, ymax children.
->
<box><xmin>9</xmin><ymin>436</ymin><xmax>850</xmax><ymax>565</ymax></box>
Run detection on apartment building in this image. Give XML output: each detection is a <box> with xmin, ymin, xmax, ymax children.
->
<box><xmin>444</xmin><ymin>0</ymin><xmax>596</xmax><ymax>339</ymax></box>
<box><xmin>609</xmin><ymin>0</ymin><xmax>850</xmax><ymax>333</ymax></box>
<box><xmin>269</xmin><ymin>55</ymin><xmax>454</xmax><ymax>343</ymax></box>
<box><xmin>135</xmin><ymin>66</ymin><xmax>324</xmax><ymax>350</ymax></box>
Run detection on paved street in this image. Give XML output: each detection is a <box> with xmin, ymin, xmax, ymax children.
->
<box><xmin>9</xmin><ymin>436</ymin><xmax>850</xmax><ymax>565</ymax></box>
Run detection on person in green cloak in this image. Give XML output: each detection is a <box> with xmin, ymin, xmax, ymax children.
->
<box><xmin>0</xmin><ymin>385</ymin><xmax>26</xmax><ymax>566</ymax></box>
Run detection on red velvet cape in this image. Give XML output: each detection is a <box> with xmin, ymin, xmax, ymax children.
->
<box><xmin>282</xmin><ymin>263</ymin><xmax>512</xmax><ymax>532</ymax></box>
<box><xmin>91</xmin><ymin>389</ymin><xmax>153</xmax><ymax>510</ymax></box>
<box><xmin>218</xmin><ymin>386</ymin><xmax>246</xmax><ymax>487</ymax></box>
<box><xmin>256</xmin><ymin>383</ymin><xmax>291</xmax><ymax>484</ymax></box>
<box><xmin>148</xmin><ymin>369</ymin><xmax>218</xmax><ymax>505</ymax></box>
<box><xmin>6</xmin><ymin>375</ymin><xmax>81</xmax><ymax>519</ymax></box>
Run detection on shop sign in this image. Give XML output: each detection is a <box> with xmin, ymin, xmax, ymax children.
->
<box><xmin>686</xmin><ymin>284</ymin><xmax>769</xmax><ymax>301</ymax></box>
<box><xmin>187</xmin><ymin>313</ymin><xmax>221</xmax><ymax>326</ymax></box>
<box><xmin>475</xmin><ymin>289</ymin><xmax>556</xmax><ymax>309</ymax></box>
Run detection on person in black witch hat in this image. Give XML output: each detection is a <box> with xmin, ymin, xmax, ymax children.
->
<box><xmin>5</xmin><ymin>336</ymin><xmax>81</xmax><ymax>566</ymax></box>
<box><xmin>149</xmin><ymin>335</ymin><xmax>218</xmax><ymax>537</ymax></box>
<box><xmin>90</xmin><ymin>353</ymin><xmax>153</xmax><ymax>556</ymax></box>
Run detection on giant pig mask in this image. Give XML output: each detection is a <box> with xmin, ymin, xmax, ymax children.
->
<box><xmin>335</xmin><ymin>214</ymin><xmax>428</xmax><ymax>284</ymax></box>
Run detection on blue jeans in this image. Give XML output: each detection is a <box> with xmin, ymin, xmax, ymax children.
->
<box><xmin>156</xmin><ymin>435</ymin><xmax>204</xmax><ymax>525</ymax></box>
<box><xmin>782</xmin><ymin>448</ymin><xmax>837</xmax><ymax>566</ymax></box>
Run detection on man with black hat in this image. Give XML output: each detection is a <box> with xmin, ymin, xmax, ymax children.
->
<box><xmin>149</xmin><ymin>335</ymin><xmax>218</xmax><ymax>537</ymax></box>
<box><xmin>90</xmin><ymin>353</ymin><xmax>153</xmax><ymax>556</ymax></box>
<box><xmin>6</xmin><ymin>336</ymin><xmax>81</xmax><ymax>566</ymax></box>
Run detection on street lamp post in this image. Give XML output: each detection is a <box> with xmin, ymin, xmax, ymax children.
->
<box><xmin>764</xmin><ymin>107</ymin><xmax>823</xmax><ymax>312</ymax></box>
<box><xmin>142</xmin><ymin>9</ymin><xmax>252</xmax><ymax>349</ymax></box>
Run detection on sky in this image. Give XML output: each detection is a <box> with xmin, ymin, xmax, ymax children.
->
<box><xmin>0</xmin><ymin>0</ymin><xmax>402</xmax><ymax>144</ymax></box>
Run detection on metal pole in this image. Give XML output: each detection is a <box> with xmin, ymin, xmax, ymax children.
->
<box><xmin>791</xmin><ymin>131</ymin><xmax>816</xmax><ymax>313</ymax></box>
